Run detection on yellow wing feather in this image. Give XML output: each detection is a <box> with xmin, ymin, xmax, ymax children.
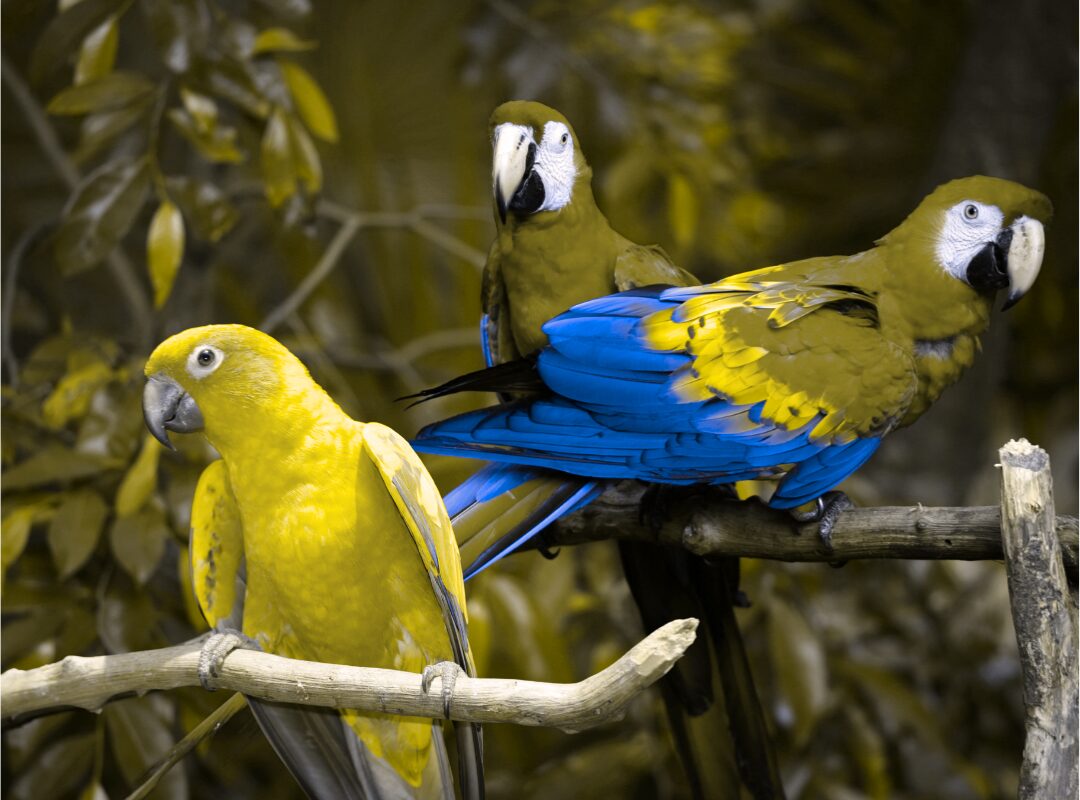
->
<box><xmin>189</xmin><ymin>460</ymin><xmax>244</xmax><ymax>630</ymax></box>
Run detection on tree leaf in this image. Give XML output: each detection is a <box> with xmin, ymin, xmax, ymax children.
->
<box><xmin>73</xmin><ymin>98</ymin><xmax>151</xmax><ymax>164</ymax></box>
<box><xmin>75</xmin><ymin>16</ymin><xmax>119</xmax><ymax>85</ymax></box>
<box><xmin>47</xmin><ymin>488</ymin><xmax>108</xmax><ymax>579</ymax></box>
<box><xmin>109</xmin><ymin>504</ymin><xmax>167</xmax><ymax>584</ymax></box>
<box><xmin>280</xmin><ymin>60</ymin><xmax>338</xmax><ymax>142</ymax></box>
<box><xmin>261</xmin><ymin>107</ymin><xmax>295</xmax><ymax>206</ymax></box>
<box><xmin>147</xmin><ymin>200</ymin><xmax>185</xmax><ymax>308</ymax></box>
<box><xmin>253</xmin><ymin>27</ymin><xmax>316</xmax><ymax>54</ymax></box>
<box><xmin>179</xmin><ymin>86</ymin><xmax>218</xmax><ymax>131</ymax></box>
<box><xmin>167</xmin><ymin>107</ymin><xmax>244</xmax><ymax>163</ymax></box>
<box><xmin>2</xmin><ymin>446</ymin><xmax>120</xmax><ymax>491</ymax></box>
<box><xmin>105</xmin><ymin>696</ymin><xmax>187</xmax><ymax>800</ymax></box>
<box><xmin>287</xmin><ymin>113</ymin><xmax>322</xmax><ymax>194</ymax></box>
<box><xmin>203</xmin><ymin>57</ymin><xmax>271</xmax><ymax>118</ymax></box>
<box><xmin>97</xmin><ymin>571</ymin><xmax>158</xmax><ymax>652</ymax></box>
<box><xmin>140</xmin><ymin>0</ymin><xmax>205</xmax><ymax>74</ymax></box>
<box><xmin>29</xmin><ymin>0</ymin><xmax>128</xmax><ymax>85</ymax></box>
<box><xmin>165</xmin><ymin>176</ymin><xmax>238</xmax><ymax>242</ymax></box>
<box><xmin>10</xmin><ymin>733</ymin><xmax>95</xmax><ymax>800</ymax></box>
<box><xmin>115</xmin><ymin>434</ymin><xmax>161</xmax><ymax>516</ymax></box>
<box><xmin>2</xmin><ymin>506</ymin><xmax>47</xmax><ymax>577</ymax></box>
<box><xmin>768</xmin><ymin>597</ymin><xmax>829</xmax><ymax>747</ymax></box>
<box><xmin>47</xmin><ymin>71</ymin><xmax>154</xmax><ymax>116</ymax></box>
<box><xmin>42</xmin><ymin>359</ymin><xmax>115</xmax><ymax>428</ymax></box>
<box><xmin>54</xmin><ymin>158</ymin><xmax>150</xmax><ymax>275</ymax></box>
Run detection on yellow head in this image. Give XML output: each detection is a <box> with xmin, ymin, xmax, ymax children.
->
<box><xmin>143</xmin><ymin>324</ymin><xmax>337</xmax><ymax>454</ymax></box>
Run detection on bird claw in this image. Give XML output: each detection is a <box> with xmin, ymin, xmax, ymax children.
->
<box><xmin>421</xmin><ymin>661</ymin><xmax>465</xmax><ymax>719</ymax></box>
<box><xmin>789</xmin><ymin>491</ymin><xmax>853</xmax><ymax>556</ymax></box>
<box><xmin>198</xmin><ymin>630</ymin><xmax>261</xmax><ymax>691</ymax></box>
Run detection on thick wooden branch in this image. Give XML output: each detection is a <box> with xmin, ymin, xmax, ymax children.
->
<box><xmin>998</xmin><ymin>439</ymin><xmax>1079</xmax><ymax>799</ymax></box>
<box><xmin>539</xmin><ymin>482</ymin><xmax>1078</xmax><ymax>566</ymax></box>
<box><xmin>1</xmin><ymin>619</ymin><xmax>697</xmax><ymax>734</ymax></box>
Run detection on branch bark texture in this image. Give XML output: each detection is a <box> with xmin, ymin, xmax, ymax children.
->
<box><xmin>542</xmin><ymin>482</ymin><xmax>1078</xmax><ymax>567</ymax></box>
<box><xmin>1</xmin><ymin>619</ymin><xmax>698</xmax><ymax>734</ymax></box>
<box><xmin>998</xmin><ymin>439</ymin><xmax>1078</xmax><ymax>800</ymax></box>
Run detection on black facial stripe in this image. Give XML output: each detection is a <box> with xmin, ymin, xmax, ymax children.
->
<box><xmin>508</xmin><ymin>142</ymin><xmax>545</xmax><ymax>215</ymax></box>
<box><xmin>965</xmin><ymin>241</ymin><xmax>1009</xmax><ymax>293</ymax></box>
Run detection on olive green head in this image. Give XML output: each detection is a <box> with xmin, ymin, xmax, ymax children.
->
<box><xmin>488</xmin><ymin>100</ymin><xmax>592</xmax><ymax>224</ymax></box>
<box><xmin>881</xmin><ymin>176</ymin><xmax>1053</xmax><ymax>309</ymax></box>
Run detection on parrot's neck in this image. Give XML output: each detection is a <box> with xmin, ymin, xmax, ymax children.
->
<box><xmin>873</xmin><ymin>240</ymin><xmax>995</xmax><ymax>426</ymax></box>
<box><xmin>203</xmin><ymin>382</ymin><xmax>355</xmax><ymax>485</ymax></box>
<box><xmin>497</xmin><ymin>182</ymin><xmax>625</xmax><ymax>354</ymax></box>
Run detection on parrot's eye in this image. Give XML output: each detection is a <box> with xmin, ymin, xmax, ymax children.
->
<box><xmin>964</xmin><ymin>204</ymin><xmax>979</xmax><ymax>220</ymax></box>
<box><xmin>187</xmin><ymin>344</ymin><xmax>224</xmax><ymax>378</ymax></box>
<box><xmin>560</xmin><ymin>133</ymin><xmax>569</xmax><ymax>145</ymax></box>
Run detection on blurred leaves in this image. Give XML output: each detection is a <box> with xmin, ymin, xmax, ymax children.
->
<box><xmin>53</xmin><ymin>158</ymin><xmax>150</xmax><ymax>275</ymax></box>
<box><xmin>47</xmin><ymin>71</ymin><xmax>154</xmax><ymax>115</ymax></box>
<box><xmin>280</xmin><ymin>61</ymin><xmax>338</xmax><ymax>142</ymax></box>
<box><xmin>109</xmin><ymin>504</ymin><xmax>168</xmax><ymax>584</ymax></box>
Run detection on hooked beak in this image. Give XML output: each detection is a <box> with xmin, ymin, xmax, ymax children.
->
<box><xmin>1000</xmin><ymin>216</ymin><xmax>1045</xmax><ymax>310</ymax></box>
<box><xmin>143</xmin><ymin>376</ymin><xmax>204</xmax><ymax>451</ymax></box>
<box><xmin>964</xmin><ymin>216</ymin><xmax>1046</xmax><ymax>310</ymax></box>
<box><xmin>492</xmin><ymin>124</ymin><xmax>544</xmax><ymax>223</ymax></box>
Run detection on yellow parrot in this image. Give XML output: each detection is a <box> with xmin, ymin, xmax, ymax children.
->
<box><xmin>142</xmin><ymin>324</ymin><xmax>483</xmax><ymax>800</ymax></box>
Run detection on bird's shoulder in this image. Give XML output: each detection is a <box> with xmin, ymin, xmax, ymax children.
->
<box><xmin>614</xmin><ymin>241</ymin><xmax>699</xmax><ymax>291</ymax></box>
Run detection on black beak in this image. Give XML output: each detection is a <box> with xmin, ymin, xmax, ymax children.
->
<box><xmin>965</xmin><ymin>230</ymin><xmax>1011</xmax><ymax>297</ymax></box>
<box><xmin>143</xmin><ymin>376</ymin><xmax>204</xmax><ymax>450</ymax></box>
<box><xmin>506</xmin><ymin>143</ymin><xmax>545</xmax><ymax>219</ymax></box>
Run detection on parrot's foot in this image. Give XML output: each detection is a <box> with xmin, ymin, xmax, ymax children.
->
<box><xmin>534</xmin><ymin>529</ymin><xmax>561</xmax><ymax>561</ymax></box>
<box><xmin>421</xmin><ymin>661</ymin><xmax>466</xmax><ymax>719</ymax></box>
<box><xmin>789</xmin><ymin>491</ymin><xmax>853</xmax><ymax>555</ymax></box>
<box><xmin>198</xmin><ymin>630</ymin><xmax>261</xmax><ymax>691</ymax></box>
<box><xmin>638</xmin><ymin>483</ymin><xmax>730</xmax><ymax>533</ymax></box>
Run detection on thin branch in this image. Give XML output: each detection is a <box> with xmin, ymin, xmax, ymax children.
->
<box><xmin>2</xmin><ymin>225</ymin><xmax>53</xmax><ymax>387</ymax></box>
<box><xmin>1</xmin><ymin>619</ymin><xmax>698</xmax><ymax>733</ymax></box>
<box><xmin>538</xmin><ymin>481</ymin><xmax>1079</xmax><ymax>564</ymax></box>
<box><xmin>126</xmin><ymin>692</ymin><xmax>248</xmax><ymax>800</ymax></box>
<box><xmin>998</xmin><ymin>439</ymin><xmax>1078</xmax><ymax>799</ymax></box>
<box><xmin>260</xmin><ymin>211</ymin><xmax>363</xmax><ymax>333</ymax></box>
<box><xmin>1</xmin><ymin>54</ymin><xmax>153</xmax><ymax>351</ymax></box>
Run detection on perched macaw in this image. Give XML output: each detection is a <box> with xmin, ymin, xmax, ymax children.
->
<box><xmin>413</xmin><ymin>101</ymin><xmax>1051</xmax><ymax>797</ymax></box>
<box><xmin>430</xmin><ymin>101</ymin><xmax>772</xmax><ymax>799</ymax></box>
<box><xmin>142</xmin><ymin>324</ymin><xmax>483</xmax><ymax>800</ymax></box>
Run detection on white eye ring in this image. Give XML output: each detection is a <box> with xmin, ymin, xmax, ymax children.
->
<box><xmin>560</xmin><ymin>132</ymin><xmax>569</xmax><ymax>145</ymax></box>
<box><xmin>963</xmin><ymin>204</ymin><xmax>979</xmax><ymax>220</ymax></box>
<box><xmin>186</xmin><ymin>344</ymin><xmax>224</xmax><ymax>378</ymax></box>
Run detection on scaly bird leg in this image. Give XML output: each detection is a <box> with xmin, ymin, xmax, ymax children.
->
<box><xmin>789</xmin><ymin>490</ymin><xmax>854</xmax><ymax>554</ymax></box>
<box><xmin>198</xmin><ymin>629</ymin><xmax>262</xmax><ymax>691</ymax></box>
<box><xmin>421</xmin><ymin>661</ymin><xmax>466</xmax><ymax>719</ymax></box>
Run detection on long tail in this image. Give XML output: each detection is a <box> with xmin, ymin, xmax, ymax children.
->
<box><xmin>443</xmin><ymin>463</ymin><xmax>602</xmax><ymax>579</ymax></box>
<box><xmin>620</xmin><ymin>546</ymin><xmax>785</xmax><ymax>800</ymax></box>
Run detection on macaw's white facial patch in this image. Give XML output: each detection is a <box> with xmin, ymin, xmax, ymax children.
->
<box><xmin>186</xmin><ymin>344</ymin><xmax>225</xmax><ymax>379</ymax></box>
<box><xmin>935</xmin><ymin>200</ymin><xmax>1005</xmax><ymax>280</ymax></box>
<box><xmin>534</xmin><ymin>121</ymin><xmax>577</xmax><ymax>213</ymax></box>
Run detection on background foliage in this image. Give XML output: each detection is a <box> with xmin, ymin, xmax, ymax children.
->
<box><xmin>1</xmin><ymin>1</ymin><xmax>1075</xmax><ymax>798</ymax></box>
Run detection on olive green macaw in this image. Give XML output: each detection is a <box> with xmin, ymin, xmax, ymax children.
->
<box><xmin>415</xmin><ymin>103</ymin><xmax>1051</xmax><ymax>800</ymax></box>
<box><xmin>455</xmin><ymin>100</ymin><xmax>769</xmax><ymax>799</ymax></box>
<box><xmin>142</xmin><ymin>324</ymin><xmax>483</xmax><ymax>800</ymax></box>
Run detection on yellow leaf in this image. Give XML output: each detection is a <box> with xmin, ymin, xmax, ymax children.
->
<box><xmin>147</xmin><ymin>200</ymin><xmax>184</xmax><ymax>308</ymax></box>
<box><xmin>288</xmin><ymin>114</ymin><xmax>322</xmax><ymax>194</ymax></box>
<box><xmin>280</xmin><ymin>61</ymin><xmax>338</xmax><ymax>143</ymax></box>
<box><xmin>2</xmin><ymin>507</ymin><xmax>38</xmax><ymax>576</ymax></box>
<box><xmin>42</xmin><ymin>360</ymin><xmax>114</xmax><ymax>428</ymax></box>
<box><xmin>667</xmin><ymin>173</ymin><xmax>698</xmax><ymax>249</ymax></box>
<box><xmin>252</xmin><ymin>27</ymin><xmax>317</xmax><ymax>54</ymax></box>
<box><xmin>179</xmin><ymin>87</ymin><xmax>218</xmax><ymax>133</ymax></box>
<box><xmin>115</xmin><ymin>434</ymin><xmax>161</xmax><ymax>516</ymax></box>
<box><xmin>75</xmin><ymin>16</ymin><xmax>118</xmax><ymax>86</ymax></box>
<box><xmin>261</xmin><ymin>108</ymin><xmax>295</xmax><ymax>207</ymax></box>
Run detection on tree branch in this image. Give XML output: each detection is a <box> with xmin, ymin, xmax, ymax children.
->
<box><xmin>538</xmin><ymin>482</ymin><xmax>1079</xmax><ymax>565</ymax></box>
<box><xmin>1</xmin><ymin>54</ymin><xmax>153</xmax><ymax>351</ymax></box>
<box><xmin>1</xmin><ymin>619</ymin><xmax>698</xmax><ymax>734</ymax></box>
<box><xmin>998</xmin><ymin>439</ymin><xmax>1079</xmax><ymax>799</ymax></box>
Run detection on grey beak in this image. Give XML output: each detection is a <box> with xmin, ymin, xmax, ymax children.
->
<box><xmin>143</xmin><ymin>376</ymin><xmax>204</xmax><ymax>450</ymax></box>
